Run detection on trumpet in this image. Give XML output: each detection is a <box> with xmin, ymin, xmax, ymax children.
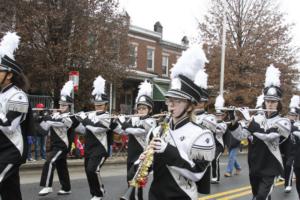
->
<box><xmin>120</xmin><ymin>113</ymin><xmax>171</xmax><ymax>200</ymax></box>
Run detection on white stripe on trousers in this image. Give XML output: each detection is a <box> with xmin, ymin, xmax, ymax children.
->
<box><xmin>0</xmin><ymin>164</ymin><xmax>13</xmax><ymax>183</ymax></box>
<box><xmin>265</xmin><ymin>177</ymin><xmax>276</xmax><ymax>200</ymax></box>
<box><xmin>96</xmin><ymin>157</ymin><xmax>106</xmax><ymax>194</ymax></box>
<box><xmin>287</xmin><ymin>163</ymin><xmax>294</xmax><ymax>187</ymax></box>
<box><xmin>45</xmin><ymin>150</ymin><xmax>62</xmax><ymax>187</ymax></box>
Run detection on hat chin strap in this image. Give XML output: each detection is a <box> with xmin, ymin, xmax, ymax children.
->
<box><xmin>175</xmin><ymin>104</ymin><xmax>189</xmax><ymax>119</ymax></box>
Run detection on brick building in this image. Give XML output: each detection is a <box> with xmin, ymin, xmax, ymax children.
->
<box><xmin>113</xmin><ymin>22</ymin><xmax>187</xmax><ymax>114</ymax></box>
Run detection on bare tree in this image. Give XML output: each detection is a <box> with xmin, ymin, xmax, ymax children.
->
<box><xmin>0</xmin><ymin>0</ymin><xmax>130</xmax><ymax>108</ymax></box>
<box><xmin>198</xmin><ymin>0</ymin><xmax>299</xmax><ymax>108</ymax></box>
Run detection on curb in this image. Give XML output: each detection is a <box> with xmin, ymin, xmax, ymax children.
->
<box><xmin>21</xmin><ymin>150</ymin><xmax>248</xmax><ymax>171</ymax></box>
<box><xmin>20</xmin><ymin>156</ymin><xmax>127</xmax><ymax>170</ymax></box>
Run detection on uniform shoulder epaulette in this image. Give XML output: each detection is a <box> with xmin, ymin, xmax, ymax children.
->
<box><xmin>7</xmin><ymin>89</ymin><xmax>29</xmax><ymax>113</ymax></box>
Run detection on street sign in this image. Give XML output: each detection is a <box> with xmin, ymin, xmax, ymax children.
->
<box><xmin>69</xmin><ymin>71</ymin><xmax>79</xmax><ymax>92</ymax></box>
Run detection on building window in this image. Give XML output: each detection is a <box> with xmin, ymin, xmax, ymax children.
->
<box><xmin>129</xmin><ymin>44</ymin><xmax>138</xmax><ymax>67</ymax></box>
<box><xmin>147</xmin><ymin>48</ymin><xmax>155</xmax><ymax>71</ymax></box>
<box><xmin>162</xmin><ymin>55</ymin><xmax>169</xmax><ymax>76</ymax></box>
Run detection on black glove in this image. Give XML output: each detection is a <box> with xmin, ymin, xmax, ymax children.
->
<box><xmin>227</xmin><ymin>106</ymin><xmax>237</xmax><ymax>122</ymax></box>
<box><xmin>247</xmin><ymin>120</ymin><xmax>261</xmax><ymax>133</ymax></box>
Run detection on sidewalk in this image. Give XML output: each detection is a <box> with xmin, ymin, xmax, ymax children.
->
<box><xmin>21</xmin><ymin>156</ymin><xmax>127</xmax><ymax>170</ymax></box>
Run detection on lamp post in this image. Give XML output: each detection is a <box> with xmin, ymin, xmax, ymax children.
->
<box><xmin>220</xmin><ymin>0</ymin><xmax>227</xmax><ymax>96</ymax></box>
<box><xmin>69</xmin><ymin>71</ymin><xmax>79</xmax><ymax>113</ymax></box>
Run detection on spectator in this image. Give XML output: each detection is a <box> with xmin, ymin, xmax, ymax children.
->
<box><xmin>27</xmin><ymin>136</ymin><xmax>36</xmax><ymax>162</ymax></box>
<box><xmin>33</xmin><ymin>103</ymin><xmax>48</xmax><ymax>160</ymax></box>
<box><xmin>224</xmin><ymin>129</ymin><xmax>242</xmax><ymax>177</ymax></box>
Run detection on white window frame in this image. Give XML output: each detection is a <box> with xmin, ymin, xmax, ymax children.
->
<box><xmin>147</xmin><ymin>46</ymin><xmax>155</xmax><ymax>71</ymax></box>
<box><xmin>129</xmin><ymin>43</ymin><xmax>138</xmax><ymax>68</ymax></box>
<box><xmin>162</xmin><ymin>53</ymin><xmax>169</xmax><ymax>77</ymax></box>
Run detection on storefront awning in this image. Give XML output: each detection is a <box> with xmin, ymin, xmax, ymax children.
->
<box><xmin>153</xmin><ymin>83</ymin><xmax>169</xmax><ymax>101</ymax></box>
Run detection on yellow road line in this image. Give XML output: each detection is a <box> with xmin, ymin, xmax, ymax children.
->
<box><xmin>198</xmin><ymin>185</ymin><xmax>251</xmax><ymax>200</ymax></box>
<box><xmin>217</xmin><ymin>190</ymin><xmax>252</xmax><ymax>200</ymax></box>
<box><xmin>199</xmin><ymin>180</ymin><xmax>285</xmax><ymax>200</ymax></box>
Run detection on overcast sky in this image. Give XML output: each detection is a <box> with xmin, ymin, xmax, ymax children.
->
<box><xmin>118</xmin><ymin>0</ymin><xmax>300</xmax><ymax>61</ymax></box>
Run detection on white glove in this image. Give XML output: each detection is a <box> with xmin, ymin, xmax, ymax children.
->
<box><xmin>76</xmin><ymin>111</ymin><xmax>87</xmax><ymax>121</ymax></box>
<box><xmin>293</xmin><ymin>131</ymin><xmax>300</xmax><ymax>139</ymax></box>
<box><xmin>52</xmin><ymin>112</ymin><xmax>61</xmax><ymax>119</ymax></box>
<box><xmin>215</xmin><ymin>123</ymin><xmax>226</xmax><ymax>136</ymax></box>
<box><xmin>238</xmin><ymin>107</ymin><xmax>251</xmax><ymax>121</ymax></box>
<box><xmin>131</xmin><ymin>116</ymin><xmax>140</xmax><ymax>127</ymax></box>
<box><xmin>62</xmin><ymin>117</ymin><xmax>73</xmax><ymax>128</ymax></box>
<box><xmin>0</xmin><ymin>113</ymin><xmax>8</xmax><ymax>123</ymax></box>
<box><xmin>152</xmin><ymin>138</ymin><xmax>168</xmax><ymax>153</ymax></box>
<box><xmin>118</xmin><ymin>115</ymin><xmax>126</xmax><ymax>124</ymax></box>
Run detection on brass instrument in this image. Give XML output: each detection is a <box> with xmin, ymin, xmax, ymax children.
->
<box><xmin>120</xmin><ymin>113</ymin><xmax>171</xmax><ymax>200</ymax></box>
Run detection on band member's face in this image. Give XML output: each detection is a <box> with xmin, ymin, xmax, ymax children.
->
<box><xmin>165</xmin><ymin>97</ymin><xmax>189</xmax><ymax>118</ymax></box>
<box><xmin>137</xmin><ymin>105</ymin><xmax>150</xmax><ymax>115</ymax></box>
<box><xmin>265</xmin><ymin>100</ymin><xmax>278</xmax><ymax>111</ymax></box>
<box><xmin>195</xmin><ymin>101</ymin><xmax>206</xmax><ymax>110</ymax></box>
<box><xmin>216</xmin><ymin>114</ymin><xmax>225</xmax><ymax>121</ymax></box>
<box><xmin>95</xmin><ymin>104</ymin><xmax>107</xmax><ymax>112</ymax></box>
<box><xmin>59</xmin><ymin>104</ymin><xmax>69</xmax><ymax>113</ymax></box>
<box><xmin>0</xmin><ymin>71</ymin><xmax>13</xmax><ymax>87</ymax></box>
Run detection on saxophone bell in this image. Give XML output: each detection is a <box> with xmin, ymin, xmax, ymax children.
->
<box><xmin>120</xmin><ymin>186</ymin><xmax>134</xmax><ymax>200</ymax></box>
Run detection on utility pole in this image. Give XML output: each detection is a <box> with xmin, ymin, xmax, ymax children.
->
<box><xmin>220</xmin><ymin>0</ymin><xmax>227</xmax><ymax>96</ymax></box>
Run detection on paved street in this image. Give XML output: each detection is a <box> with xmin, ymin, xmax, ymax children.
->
<box><xmin>15</xmin><ymin>154</ymin><xmax>299</xmax><ymax>200</ymax></box>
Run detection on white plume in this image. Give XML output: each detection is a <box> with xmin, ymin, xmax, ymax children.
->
<box><xmin>170</xmin><ymin>45</ymin><xmax>208</xmax><ymax>81</ymax></box>
<box><xmin>60</xmin><ymin>81</ymin><xmax>74</xmax><ymax>97</ymax></box>
<box><xmin>0</xmin><ymin>32</ymin><xmax>20</xmax><ymax>61</ymax></box>
<box><xmin>194</xmin><ymin>69</ymin><xmax>208</xmax><ymax>89</ymax></box>
<box><xmin>92</xmin><ymin>75</ymin><xmax>106</xmax><ymax>96</ymax></box>
<box><xmin>264</xmin><ymin>64</ymin><xmax>281</xmax><ymax>87</ymax></box>
<box><xmin>256</xmin><ymin>94</ymin><xmax>264</xmax><ymax>108</ymax></box>
<box><xmin>214</xmin><ymin>94</ymin><xmax>225</xmax><ymax>109</ymax></box>
<box><xmin>289</xmin><ymin>95</ymin><xmax>300</xmax><ymax>108</ymax></box>
<box><xmin>136</xmin><ymin>80</ymin><xmax>152</xmax><ymax>102</ymax></box>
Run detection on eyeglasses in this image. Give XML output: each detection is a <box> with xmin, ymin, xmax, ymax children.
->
<box><xmin>137</xmin><ymin>106</ymin><xmax>148</xmax><ymax>111</ymax></box>
<box><xmin>165</xmin><ymin>98</ymin><xmax>187</xmax><ymax>105</ymax></box>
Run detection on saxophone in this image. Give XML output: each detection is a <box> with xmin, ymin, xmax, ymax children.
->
<box><xmin>120</xmin><ymin>113</ymin><xmax>171</xmax><ymax>200</ymax></box>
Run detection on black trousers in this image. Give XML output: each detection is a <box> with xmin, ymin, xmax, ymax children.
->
<box><xmin>283</xmin><ymin>155</ymin><xmax>294</xmax><ymax>187</ymax></box>
<box><xmin>127</xmin><ymin>161</ymin><xmax>143</xmax><ymax>200</ymax></box>
<box><xmin>249</xmin><ymin>174</ymin><xmax>275</xmax><ymax>200</ymax></box>
<box><xmin>294</xmin><ymin>167</ymin><xmax>300</xmax><ymax>199</ymax></box>
<box><xmin>40</xmin><ymin>149</ymin><xmax>70</xmax><ymax>191</ymax></box>
<box><xmin>212</xmin><ymin>152</ymin><xmax>222</xmax><ymax>181</ymax></box>
<box><xmin>85</xmin><ymin>156</ymin><xmax>107</xmax><ymax>197</ymax></box>
<box><xmin>0</xmin><ymin>163</ymin><xmax>22</xmax><ymax>200</ymax></box>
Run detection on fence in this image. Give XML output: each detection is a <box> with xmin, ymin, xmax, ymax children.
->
<box><xmin>28</xmin><ymin>95</ymin><xmax>54</xmax><ymax>108</ymax></box>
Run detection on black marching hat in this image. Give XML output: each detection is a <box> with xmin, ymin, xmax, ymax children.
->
<box><xmin>263</xmin><ymin>86</ymin><xmax>282</xmax><ymax>101</ymax></box>
<box><xmin>59</xmin><ymin>81</ymin><xmax>74</xmax><ymax>105</ymax></box>
<box><xmin>0</xmin><ymin>32</ymin><xmax>23</xmax><ymax>75</ymax></box>
<box><xmin>165</xmin><ymin>74</ymin><xmax>201</xmax><ymax>104</ymax></box>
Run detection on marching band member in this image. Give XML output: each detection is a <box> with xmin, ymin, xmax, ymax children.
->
<box><xmin>211</xmin><ymin>95</ymin><xmax>227</xmax><ymax>183</ymax></box>
<box><xmin>76</xmin><ymin>76</ymin><xmax>119</xmax><ymax>200</ymax></box>
<box><xmin>191</xmin><ymin>51</ymin><xmax>219</xmax><ymax>188</ymax></box>
<box><xmin>118</xmin><ymin>80</ymin><xmax>157</xmax><ymax>200</ymax></box>
<box><xmin>145</xmin><ymin>46</ymin><xmax>215</xmax><ymax>200</ymax></box>
<box><xmin>228</xmin><ymin>65</ymin><xmax>291</xmax><ymax>200</ymax></box>
<box><xmin>281</xmin><ymin>95</ymin><xmax>300</xmax><ymax>193</ymax></box>
<box><xmin>0</xmin><ymin>32</ymin><xmax>31</xmax><ymax>200</ymax></box>
<box><xmin>291</xmin><ymin>104</ymin><xmax>300</xmax><ymax>199</ymax></box>
<box><xmin>39</xmin><ymin>81</ymin><xmax>79</xmax><ymax>196</ymax></box>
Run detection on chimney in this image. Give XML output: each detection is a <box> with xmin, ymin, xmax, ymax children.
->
<box><xmin>154</xmin><ymin>21</ymin><xmax>163</xmax><ymax>34</ymax></box>
<box><xmin>181</xmin><ymin>36</ymin><xmax>189</xmax><ymax>46</ymax></box>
